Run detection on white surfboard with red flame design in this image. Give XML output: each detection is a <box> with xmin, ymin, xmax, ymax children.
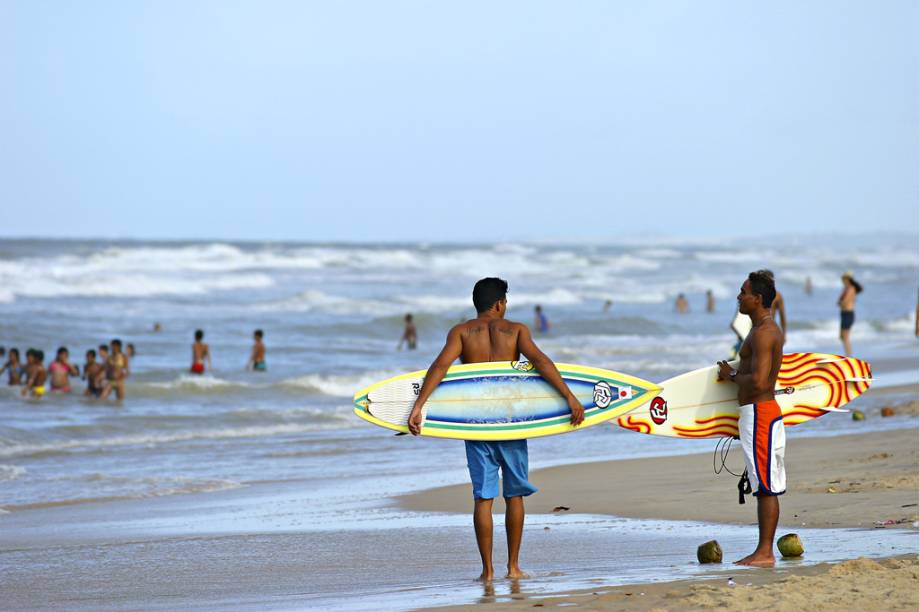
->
<box><xmin>617</xmin><ymin>353</ymin><xmax>872</xmax><ymax>438</ymax></box>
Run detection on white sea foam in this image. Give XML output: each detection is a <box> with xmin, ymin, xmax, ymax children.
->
<box><xmin>144</xmin><ymin>375</ymin><xmax>251</xmax><ymax>391</ymax></box>
<box><xmin>0</xmin><ymin>464</ymin><xmax>26</xmax><ymax>481</ymax></box>
<box><xmin>0</xmin><ymin>421</ymin><xmax>351</xmax><ymax>459</ymax></box>
<box><xmin>282</xmin><ymin>370</ymin><xmax>401</xmax><ymax>397</ymax></box>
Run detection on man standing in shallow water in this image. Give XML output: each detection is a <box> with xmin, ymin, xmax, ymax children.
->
<box><xmin>717</xmin><ymin>270</ymin><xmax>785</xmax><ymax>567</ymax></box>
<box><xmin>408</xmin><ymin>278</ymin><xmax>584</xmax><ymax>581</ymax></box>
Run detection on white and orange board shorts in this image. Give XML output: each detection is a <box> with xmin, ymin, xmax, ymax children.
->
<box><xmin>739</xmin><ymin>400</ymin><xmax>786</xmax><ymax>496</ymax></box>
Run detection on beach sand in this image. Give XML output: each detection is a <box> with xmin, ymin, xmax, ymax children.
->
<box><xmin>404</xmin><ymin>412</ymin><xmax>919</xmax><ymax>610</ymax></box>
<box><xmin>429</xmin><ymin>555</ymin><xmax>919</xmax><ymax>611</ymax></box>
<box><xmin>400</xmin><ymin>426</ymin><xmax>919</xmax><ymax>530</ymax></box>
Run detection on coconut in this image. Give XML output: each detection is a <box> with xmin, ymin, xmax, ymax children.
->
<box><xmin>777</xmin><ymin>533</ymin><xmax>804</xmax><ymax>558</ymax></box>
<box><xmin>852</xmin><ymin>410</ymin><xmax>866</xmax><ymax>421</ymax></box>
<box><xmin>697</xmin><ymin>540</ymin><xmax>722</xmax><ymax>564</ymax></box>
<box><xmin>880</xmin><ymin>406</ymin><xmax>896</xmax><ymax>417</ymax></box>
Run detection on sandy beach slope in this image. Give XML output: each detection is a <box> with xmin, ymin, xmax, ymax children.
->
<box><xmin>400</xmin><ymin>426</ymin><xmax>919</xmax><ymax>530</ymax></box>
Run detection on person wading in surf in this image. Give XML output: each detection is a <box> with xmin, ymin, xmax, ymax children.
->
<box><xmin>717</xmin><ymin>270</ymin><xmax>785</xmax><ymax>567</ymax></box>
<box><xmin>408</xmin><ymin>277</ymin><xmax>584</xmax><ymax>581</ymax></box>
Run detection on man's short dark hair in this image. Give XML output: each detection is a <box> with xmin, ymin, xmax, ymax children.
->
<box><xmin>111</xmin><ymin>339</ymin><xmax>122</xmax><ymax>349</ymax></box>
<box><xmin>195</xmin><ymin>329</ymin><xmax>204</xmax><ymax>341</ymax></box>
<box><xmin>57</xmin><ymin>346</ymin><xmax>68</xmax><ymax>356</ymax></box>
<box><xmin>87</xmin><ymin>349</ymin><xmax>96</xmax><ymax>358</ymax></box>
<box><xmin>749</xmin><ymin>270</ymin><xmax>776</xmax><ymax>308</ymax></box>
<box><xmin>473</xmin><ymin>277</ymin><xmax>508</xmax><ymax>313</ymax></box>
<box><xmin>254</xmin><ymin>329</ymin><xmax>263</xmax><ymax>338</ymax></box>
<box><xmin>98</xmin><ymin>344</ymin><xmax>108</xmax><ymax>352</ymax></box>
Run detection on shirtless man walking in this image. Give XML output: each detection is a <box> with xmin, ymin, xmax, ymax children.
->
<box><xmin>717</xmin><ymin>271</ymin><xmax>785</xmax><ymax>567</ymax></box>
<box><xmin>408</xmin><ymin>278</ymin><xmax>584</xmax><ymax>581</ymax></box>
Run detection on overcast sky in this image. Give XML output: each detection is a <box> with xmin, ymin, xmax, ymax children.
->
<box><xmin>2</xmin><ymin>1</ymin><xmax>917</xmax><ymax>242</ymax></box>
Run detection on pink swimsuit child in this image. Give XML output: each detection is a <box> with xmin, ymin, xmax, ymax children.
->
<box><xmin>49</xmin><ymin>361</ymin><xmax>72</xmax><ymax>393</ymax></box>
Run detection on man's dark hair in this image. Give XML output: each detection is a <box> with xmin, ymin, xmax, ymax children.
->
<box><xmin>9</xmin><ymin>348</ymin><xmax>19</xmax><ymax>359</ymax></box>
<box><xmin>111</xmin><ymin>339</ymin><xmax>122</xmax><ymax>349</ymax></box>
<box><xmin>26</xmin><ymin>348</ymin><xmax>36</xmax><ymax>359</ymax></box>
<box><xmin>87</xmin><ymin>349</ymin><xmax>96</xmax><ymax>358</ymax></box>
<box><xmin>749</xmin><ymin>270</ymin><xmax>776</xmax><ymax>308</ymax></box>
<box><xmin>57</xmin><ymin>346</ymin><xmax>68</xmax><ymax>356</ymax></box>
<box><xmin>195</xmin><ymin>329</ymin><xmax>204</xmax><ymax>341</ymax></box>
<box><xmin>254</xmin><ymin>329</ymin><xmax>263</xmax><ymax>338</ymax></box>
<box><xmin>98</xmin><ymin>344</ymin><xmax>108</xmax><ymax>352</ymax></box>
<box><xmin>36</xmin><ymin>350</ymin><xmax>44</xmax><ymax>361</ymax></box>
<box><xmin>473</xmin><ymin>277</ymin><xmax>508</xmax><ymax>313</ymax></box>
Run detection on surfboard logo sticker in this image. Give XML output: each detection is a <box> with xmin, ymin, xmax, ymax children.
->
<box><xmin>593</xmin><ymin>381</ymin><xmax>613</xmax><ymax>408</ymax></box>
<box><xmin>511</xmin><ymin>360</ymin><xmax>535</xmax><ymax>372</ymax></box>
<box><xmin>649</xmin><ymin>396</ymin><xmax>668</xmax><ymax>425</ymax></box>
<box><xmin>779</xmin><ymin>386</ymin><xmax>795</xmax><ymax>395</ymax></box>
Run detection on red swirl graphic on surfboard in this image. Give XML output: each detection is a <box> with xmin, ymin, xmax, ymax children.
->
<box><xmin>615</xmin><ymin>353</ymin><xmax>872</xmax><ymax>439</ymax></box>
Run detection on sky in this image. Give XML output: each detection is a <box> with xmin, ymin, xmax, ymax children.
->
<box><xmin>1</xmin><ymin>1</ymin><xmax>917</xmax><ymax>242</ymax></box>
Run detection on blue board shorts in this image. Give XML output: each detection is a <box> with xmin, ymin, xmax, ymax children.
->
<box><xmin>465</xmin><ymin>439</ymin><xmax>538</xmax><ymax>500</ymax></box>
<box><xmin>840</xmin><ymin>310</ymin><xmax>855</xmax><ymax>330</ymax></box>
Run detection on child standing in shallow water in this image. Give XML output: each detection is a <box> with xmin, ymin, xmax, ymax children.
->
<box><xmin>1</xmin><ymin>348</ymin><xmax>25</xmax><ymax>385</ymax></box>
<box><xmin>83</xmin><ymin>349</ymin><xmax>104</xmax><ymax>397</ymax></box>
<box><xmin>22</xmin><ymin>349</ymin><xmax>48</xmax><ymax>397</ymax></box>
<box><xmin>49</xmin><ymin>347</ymin><xmax>79</xmax><ymax>393</ymax></box>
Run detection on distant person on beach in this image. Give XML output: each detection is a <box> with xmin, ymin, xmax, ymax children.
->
<box><xmin>762</xmin><ymin>270</ymin><xmax>787</xmax><ymax>337</ymax></box>
<box><xmin>22</xmin><ymin>349</ymin><xmax>47</xmax><ymax>398</ymax></box>
<box><xmin>408</xmin><ymin>278</ymin><xmax>584</xmax><ymax>581</ymax></box>
<box><xmin>804</xmin><ymin>276</ymin><xmax>813</xmax><ymax>296</ymax></box>
<box><xmin>247</xmin><ymin>329</ymin><xmax>266</xmax><ymax>370</ymax></box>
<box><xmin>49</xmin><ymin>347</ymin><xmax>79</xmax><ymax>393</ymax></box>
<box><xmin>83</xmin><ymin>349</ymin><xmax>104</xmax><ymax>397</ymax></box>
<box><xmin>717</xmin><ymin>270</ymin><xmax>785</xmax><ymax>567</ymax></box>
<box><xmin>126</xmin><ymin>343</ymin><xmax>136</xmax><ymax>358</ymax></box>
<box><xmin>153</xmin><ymin>322</ymin><xmax>162</xmax><ymax>333</ymax></box>
<box><xmin>838</xmin><ymin>272</ymin><xmax>863</xmax><ymax>356</ymax></box>
<box><xmin>603</xmin><ymin>299</ymin><xmax>613</xmax><ymax>313</ymax></box>
<box><xmin>398</xmin><ymin>314</ymin><xmax>417</xmax><ymax>350</ymax></box>
<box><xmin>534</xmin><ymin>304</ymin><xmax>550</xmax><ymax>333</ymax></box>
<box><xmin>102</xmin><ymin>339</ymin><xmax>129</xmax><ymax>400</ymax></box>
<box><xmin>1</xmin><ymin>347</ymin><xmax>25</xmax><ymax>385</ymax></box>
<box><xmin>190</xmin><ymin>329</ymin><xmax>211</xmax><ymax>374</ymax></box>
<box><xmin>706</xmin><ymin>290</ymin><xmax>716</xmax><ymax>313</ymax></box>
<box><xmin>915</xmin><ymin>289</ymin><xmax>919</xmax><ymax>338</ymax></box>
<box><xmin>675</xmin><ymin>293</ymin><xmax>689</xmax><ymax>314</ymax></box>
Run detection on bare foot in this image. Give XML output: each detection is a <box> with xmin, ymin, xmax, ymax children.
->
<box><xmin>476</xmin><ymin>570</ymin><xmax>494</xmax><ymax>582</ymax></box>
<box><xmin>506</xmin><ymin>567</ymin><xmax>530</xmax><ymax>579</ymax></box>
<box><xmin>734</xmin><ymin>552</ymin><xmax>776</xmax><ymax>567</ymax></box>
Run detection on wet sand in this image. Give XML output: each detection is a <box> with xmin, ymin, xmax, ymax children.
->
<box><xmin>429</xmin><ymin>555</ymin><xmax>919</xmax><ymax>611</ymax></box>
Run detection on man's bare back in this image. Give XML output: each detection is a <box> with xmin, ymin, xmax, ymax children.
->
<box><xmin>453</xmin><ymin>318</ymin><xmax>526</xmax><ymax>364</ymax></box>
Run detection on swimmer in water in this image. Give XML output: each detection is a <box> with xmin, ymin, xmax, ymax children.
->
<box><xmin>49</xmin><ymin>346</ymin><xmax>79</xmax><ymax>393</ymax></box>
<box><xmin>247</xmin><ymin>329</ymin><xmax>267</xmax><ymax>371</ymax></box>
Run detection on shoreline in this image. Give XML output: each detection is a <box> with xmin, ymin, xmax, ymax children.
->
<box><xmin>422</xmin><ymin>554</ymin><xmax>919</xmax><ymax>611</ymax></box>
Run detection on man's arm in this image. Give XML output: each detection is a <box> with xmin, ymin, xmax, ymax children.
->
<box><xmin>517</xmin><ymin>325</ymin><xmax>584</xmax><ymax>426</ymax></box>
<box><xmin>407</xmin><ymin>326</ymin><xmax>463</xmax><ymax>435</ymax></box>
<box><xmin>718</xmin><ymin>331</ymin><xmax>775</xmax><ymax>396</ymax></box>
<box><xmin>776</xmin><ymin>298</ymin><xmax>787</xmax><ymax>335</ymax></box>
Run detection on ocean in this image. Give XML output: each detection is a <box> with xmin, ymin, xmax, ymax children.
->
<box><xmin>1</xmin><ymin>235</ymin><xmax>917</xmax><ymax>515</ymax></box>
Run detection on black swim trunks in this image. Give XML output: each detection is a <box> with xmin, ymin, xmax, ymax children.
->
<box><xmin>840</xmin><ymin>310</ymin><xmax>855</xmax><ymax>330</ymax></box>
